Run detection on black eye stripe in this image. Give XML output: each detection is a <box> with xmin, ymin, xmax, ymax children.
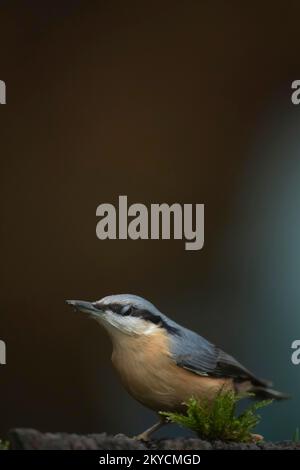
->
<box><xmin>130</xmin><ymin>309</ymin><xmax>161</xmax><ymax>324</ymax></box>
<box><xmin>95</xmin><ymin>302</ymin><xmax>180</xmax><ymax>335</ymax></box>
<box><xmin>94</xmin><ymin>302</ymin><xmax>122</xmax><ymax>313</ymax></box>
<box><xmin>132</xmin><ymin>309</ymin><xmax>180</xmax><ymax>335</ymax></box>
<box><xmin>107</xmin><ymin>303</ymin><xmax>120</xmax><ymax>313</ymax></box>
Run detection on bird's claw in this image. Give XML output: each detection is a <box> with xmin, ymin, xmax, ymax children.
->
<box><xmin>133</xmin><ymin>433</ymin><xmax>150</xmax><ymax>442</ymax></box>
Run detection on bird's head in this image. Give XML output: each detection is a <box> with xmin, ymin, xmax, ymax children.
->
<box><xmin>66</xmin><ymin>294</ymin><xmax>179</xmax><ymax>338</ymax></box>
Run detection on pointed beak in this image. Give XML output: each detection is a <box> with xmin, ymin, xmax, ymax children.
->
<box><xmin>66</xmin><ymin>300</ymin><xmax>101</xmax><ymax>317</ymax></box>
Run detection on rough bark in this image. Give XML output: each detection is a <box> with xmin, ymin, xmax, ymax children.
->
<box><xmin>7</xmin><ymin>429</ymin><xmax>300</xmax><ymax>450</ymax></box>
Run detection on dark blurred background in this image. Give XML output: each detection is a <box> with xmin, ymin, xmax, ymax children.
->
<box><xmin>1</xmin><ymin>1</ymin><xmax>300</xmax><ymax>441</ymax></box>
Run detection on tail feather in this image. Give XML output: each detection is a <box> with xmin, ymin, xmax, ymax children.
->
<box><xmin>251</xmin><ymin>386</ymin><xmax>290</xmax><ymax>400</ymax></box>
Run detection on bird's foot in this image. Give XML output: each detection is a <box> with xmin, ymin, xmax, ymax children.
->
<box><xmin>133</xmin><ymin>432</ymin><xmax>151</xmax><ymax>442</ymax></box>
<box><xmin>133</xmin><ymin>417</ymin><xmax>167</xmax><ymax>441</ymax></box>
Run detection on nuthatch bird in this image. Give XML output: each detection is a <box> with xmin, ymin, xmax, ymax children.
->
<box><xmin>66</xmin><ymin>294</ymin><xmax>288</xmax><ymax>441</ymax></box>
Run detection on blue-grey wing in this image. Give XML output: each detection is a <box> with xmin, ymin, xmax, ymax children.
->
<box><xmin>169</xmin><ymin>327</ymin><xmax>267</xmax><ymax>386</ymax></box>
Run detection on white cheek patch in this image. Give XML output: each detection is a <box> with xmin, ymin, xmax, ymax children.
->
<box><xmin>142</xmin><ymin>323</ymin><xmax>159</xmax><ymax>335</ymax></box>
<box><xmin>99</xmin><ymin>310</ymin><xmax>159</xmax><ymax>336</ymax></box>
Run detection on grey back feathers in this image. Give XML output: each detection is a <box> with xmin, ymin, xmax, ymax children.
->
<box><xmin>169</xmin><ymin>326</ymin><xmax>268</xmax><ymax>385</ymax></box>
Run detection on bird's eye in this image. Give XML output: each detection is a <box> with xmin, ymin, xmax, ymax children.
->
<box><xmin>120</xmin><ymin>304</ymin><xmax>132</xmax><ymax>316</ymax></box>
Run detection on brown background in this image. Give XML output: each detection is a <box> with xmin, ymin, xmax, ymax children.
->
<box><xmin>1</xmin><ymin>1</ymin><xmax>300</xmax><ymax>440</ymax></box>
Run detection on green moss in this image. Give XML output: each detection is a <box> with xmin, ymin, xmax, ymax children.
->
<box><xmin>160</xmin><ymin>390</ymin><xmax>272</xmax><ymax>443</ymax></box>
<box><xmin>0</xmin><ymin>439</ymin><xmax>9</xmax><ymax>450</ymax></box>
